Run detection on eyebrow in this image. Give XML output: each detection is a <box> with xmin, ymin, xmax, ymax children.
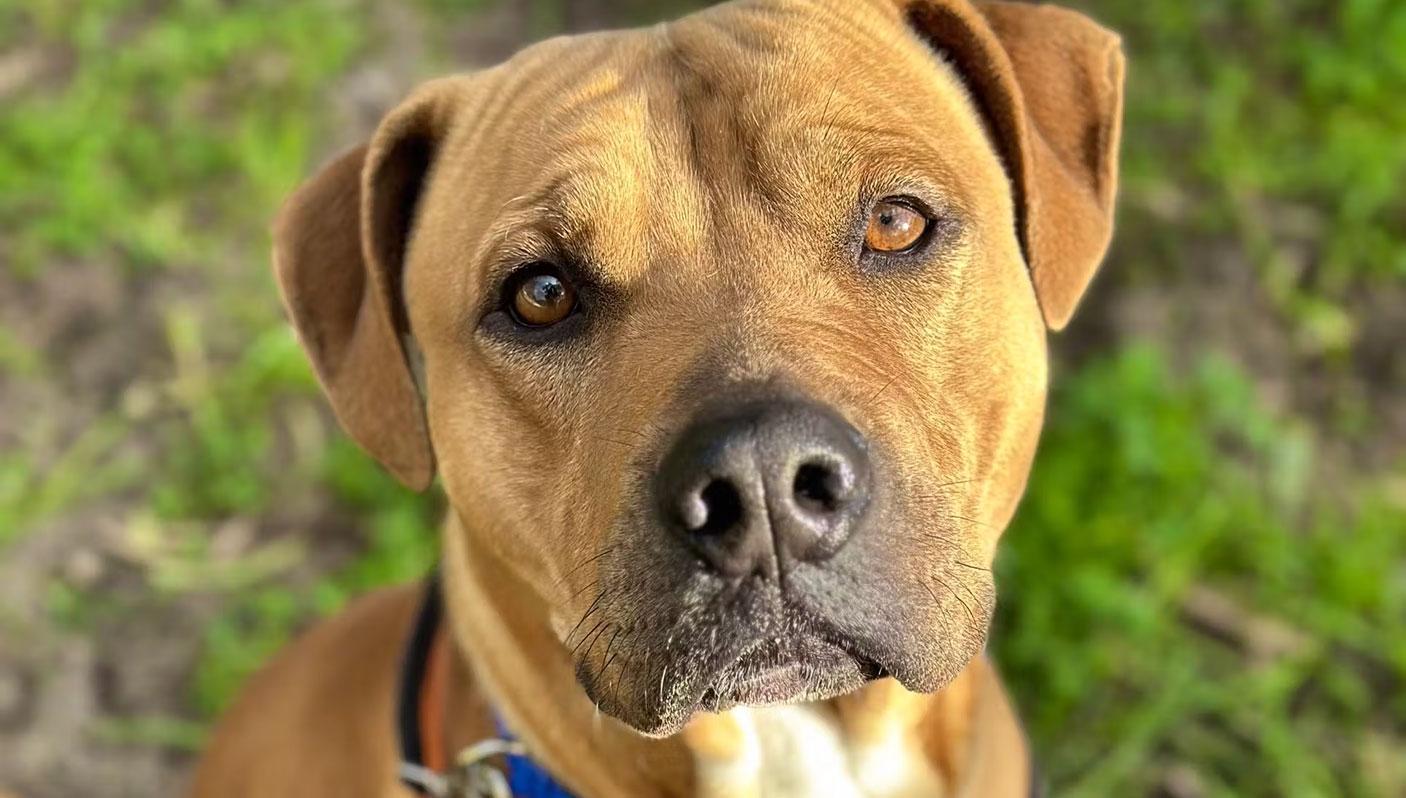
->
<box><xmin>482</xmin><ymin>161</ymin><xmax>640</xmax><ymax>272</ymax></box>
<box><xmin>476</xmin><ymin>203</ymin><xmax>611</xmax><ymax>302</ymax></box>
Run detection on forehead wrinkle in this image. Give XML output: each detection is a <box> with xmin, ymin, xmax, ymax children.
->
<box><xmin>638</xmin><ymin>42</ymin><xmax>714</xmax><ymax>268</ymax></box>
<box><xmin>457</xmin><ymin>0</ymin><xmax>1001</xmax><ymax>300</ymax></box>
<box><xmin>555</xmin><ymin>100</ymin><xmax>655</xmax><ymax>283</ymax></box>
<box><xmin>469</xmin><ymin>55</ymin><xmax>662</xmax><ymax>286</ymax></box>
<box><xmin>519</xmin><ymin>32</ymin><xmax>732</xmax><ymax>290</ymax></box>
<box><xmin>651</xmin><ymin>5</ymin><xmax>898</xmax><ymax>247</ymax></box>
<box><xmin>658</xmin><ymin>13</ymin><xmax>782</xmax><ymax>207</ymax></box>
<box><xmin>694</xmin><ymin>0</ymin><xmax>991</xmax><ymax>190</ymax></box>
<box><xmin>448</xmin><ymin>33</ymin><xmax>619</xmax><ymax>163</ymax></box>
<box><xmin>438</xmin><ymin>41</ymin><xmax>635</xmax><ymax>246</ymax></box>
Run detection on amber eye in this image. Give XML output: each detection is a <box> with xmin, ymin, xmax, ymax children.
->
<box><xmin>864</xmin><ymin>199</ymin><xmax>928</xmax><ymax>253</ymax></box>
<box><xmin>510</xmin><ymin>267</ymin><xmax>577</xmax><ymax>327</ymax></box>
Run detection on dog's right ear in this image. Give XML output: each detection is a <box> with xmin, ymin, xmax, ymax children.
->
<box><xmin>894</xmin><ymin>0</ymin><xmax>1124</xmax><ymax>331</ymax></box>
<box><xmin>272</xmin><ymin>79</ymin><xmax>466</xmax><ymax>491</ymax></box>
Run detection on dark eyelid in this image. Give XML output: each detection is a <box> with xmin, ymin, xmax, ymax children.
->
<box><xmin>877</xmin><ymin>194</ymin><xmax>935</xmax><ymax>219</ymax></box>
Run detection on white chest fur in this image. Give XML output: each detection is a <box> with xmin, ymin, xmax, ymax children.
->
<box><xmin>689</xmin><ymin>704</ymin><xmax>948</xmax><ymax>798</ymax></box>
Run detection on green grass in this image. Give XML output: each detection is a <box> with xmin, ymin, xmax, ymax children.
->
<box><xmin>0</xmin><ymin>0</ymin><xmax>368</xmax><ymax>537</ymax></box>
<box><xmin>190</xmin><ymin>437</ymin><xmax>442</xmax><ymax>717</ymax></box>
<box><xmin>1</xmin><ymin>0</ymin><xmax>1402</xmax><ymax>794</ymax></box>
<box><xmin>997</xmin><ymin>346</ymin><xmax>1405</xmax><ymax>796</ymax></box>
<box><xmin>1</xmin><ymin>0</ymin><xmax>362</xmax><ymax>274</ymax></box>
<box><xmin>1074</xmin><ymin>0</ymin><xmax>1406</xmax><ymax>354</ymax></box>
<box><xmin>1</xmin><ymin>0</ymin><xmax>446</xmax><ymax>738</ymax></box>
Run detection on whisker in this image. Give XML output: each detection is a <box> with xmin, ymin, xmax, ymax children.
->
<box><xmin>590</xmin><ymin>620</ymin><xmax>616</xmax><ymax>655</ymax></box>
<box><xmin>932</xmin><ymin>574</ymin><xmax>976</xmax><ymax>625</ymax></box>
<box><xmin>920</xmin><ymin>580</ymin><xmax>941</xmax><ymax>610</ymax></box>
<box><xmin>943</xmin><ymin>514</ymin><xmax>996</xmax><ymax>531</ymax></box>
<box><xmin>960</xmin><ymin>579</ymin><xmax>983</xmax><ymax>609</ymax></box>
<box><xmin>865</xmin><ymin>375</ymin><xmax>898</xmax><ymax>408</ymax></box>
<box><xmin>952</xmin><ymin>560</ymin><xmax>992</xmax><ymax>573</ymax></box>
<box><xmin>573</xmin><ymin>617</ymin><xmax>612</xmax><ymax>661</ymax></box>
<box><xmin>818</xmin><ymin>78</ymin><xmax>841</xmax><ymax>134</ymax></box>
<box><xmin>640</xmin><ymin>650</ymin><xmax>652</xmax><ymax>689</ymax></box>
<box><xmin>905</xmin><ymin>478</ymin><xmax>983</xmax><ymax>501</ymax></box>
<box><xmin>553</xmin><ymin>546</ymin><xmax>615</xmax><ymax>591</ymax></box>
<box><xmin>593</xmin><ymin>435</ymin><xmax>637</xmax><ymax>449</ymax></box>
<box><xmin>607</xmin><ymin>637</ymin><xmax>630</xmax><ymax>710</ymax></box>
<box><xmin>566</xmin><ymin>577</ymin><xmax>601</xmax><ymax>603</ymax></box>
<box><xmin>598</xmin><ymin>626</ymin><xmax>625</xmax><ymax>683</ymax></box>
<box><xmin>566</xmin><ymin>589</ymin><xmax>610</xmax><ymax>647</ymax></box>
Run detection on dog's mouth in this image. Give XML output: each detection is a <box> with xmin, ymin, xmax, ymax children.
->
<box><xmin>581</xmin><ymin>589</ymin><xmax>897</xmax><ymax>736</ymax></box>
<box><xmin>696</xmin><ymin>634</ymin><xmax>883</xmax><ymax>713</ymax></box>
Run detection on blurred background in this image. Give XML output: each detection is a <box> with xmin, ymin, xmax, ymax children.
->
<box><xmin>1</xmin><ymin>0</ymin><xmax>1402</xmax><ymax>795</ymax></box>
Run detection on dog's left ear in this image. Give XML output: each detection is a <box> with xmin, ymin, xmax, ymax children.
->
<box><xmin>272</xmin><ymin>78</ymin><xmax>469</xmax><ymax>490</ymax></box>
<box><xmin>898</xmin><ymin>0</ymin><xmax>1125</xmax><ymax>330</ymax></box>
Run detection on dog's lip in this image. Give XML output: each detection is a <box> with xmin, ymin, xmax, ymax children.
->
<box><xmin>693</xmin><ymin>634</ymin><xmax>881</xmax><ymax>712</ymax></box>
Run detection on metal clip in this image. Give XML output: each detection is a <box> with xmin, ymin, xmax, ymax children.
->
<box><xmin>401</xmin><ymin>737</ymin><xmax>529</xmax><ymax>798</ymax></box>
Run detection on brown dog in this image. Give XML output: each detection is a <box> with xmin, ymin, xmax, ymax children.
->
<box><xmin>190</xmin><ymin>0</ymin><xmax>1122</xmax><ymax>795</ymax></box>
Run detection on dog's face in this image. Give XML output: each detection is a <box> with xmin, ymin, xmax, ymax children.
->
<box><xmin>274</xmin><ymin>0</ymin><xmax>1122</xmax><ymax>736</ymax></box>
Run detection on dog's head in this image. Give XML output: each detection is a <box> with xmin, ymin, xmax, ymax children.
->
<box><xmin>274</xmin><ymin>0</ymin><xmax>1122</xmax><ymax>736</ymax></box>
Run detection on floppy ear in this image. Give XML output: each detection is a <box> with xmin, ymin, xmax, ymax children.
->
<box><xmin>272</xmin><ymin>80</ymin><xmax>464</xmax><ymax>490</ymax></box>
<box><xmin>900</xmin><ymin>0</ymin><xmax>1125</xmax><ymax>330</ymax></box>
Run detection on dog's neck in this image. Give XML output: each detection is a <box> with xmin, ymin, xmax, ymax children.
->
<box><xmin>438</xmin><ymin>514</ymin><xmax>1030</xmax><ymax>798</ymax></box>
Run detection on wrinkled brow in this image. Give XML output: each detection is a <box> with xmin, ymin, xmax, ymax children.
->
<box><xmin>472</xmin><ymin>175</ymin><xmax>617</xmax><ymax>291</ymax></box>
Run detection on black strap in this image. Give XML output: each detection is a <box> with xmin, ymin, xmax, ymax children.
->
<box><xmin>396</xmin><ymin>572</ymin><xmax>444</xmax><ymax>794</ymax></box>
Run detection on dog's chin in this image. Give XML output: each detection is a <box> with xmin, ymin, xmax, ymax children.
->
<box><xmin>580</xmin><ymin>637</ymin><xmax>877</xmax><ymax>737</ymax></box>
<box><xmin>578</xmin><ymin>630</ymin><xmax>965</xmax><ymax>737</ymax></box>
<box><xmin>694</xmin><ymin>635</ymin><xmax>879</xmax><ymax>713</ymax></box>
<box><xmin>585</xmin><ymin>626</ymin><xmax>989</xmax><ymax>737</ymax></box>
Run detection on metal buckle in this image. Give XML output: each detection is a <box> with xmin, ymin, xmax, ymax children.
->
<box><xmin>400</xmin><ymin>738</ymin><xmax>528</xmax><ymax>798</ymax></box>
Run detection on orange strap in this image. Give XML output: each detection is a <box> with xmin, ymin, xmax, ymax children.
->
<box><xmin>418</xmin><ymin>623</ymin><xmax>451</xmax><ymax>774</ymax></box>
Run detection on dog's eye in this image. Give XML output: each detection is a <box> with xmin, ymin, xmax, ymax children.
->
<box><xmin>864</xmin><ymin>199</ymin><xmax>928</xmax><ymax>253</ymax></box>
<box><xmin>509</xmin><ymin>266</ymin><xmax>577</xmax><ymax>327</ymax></box>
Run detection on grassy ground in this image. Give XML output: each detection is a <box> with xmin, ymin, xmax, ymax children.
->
<box><xmin>0</xmin><ymin>0</ymin><xmax>1402</xmax><ymax>795</ymax></box>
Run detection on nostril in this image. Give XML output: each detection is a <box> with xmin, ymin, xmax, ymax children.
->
<box><xmin>792</xmin><ymin>460</ymin><xmax>847</xmax><ymax>515</ymax></box>
<box><xmin>686</xmin><ymin>478</ymin><xmax>745</xmax><ymax>536</ymax></box>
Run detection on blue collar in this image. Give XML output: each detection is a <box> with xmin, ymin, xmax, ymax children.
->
<box><xmin>492</xmin><ymin>715</ymin><xmax>575</xmax><ymax>798</ymax></box>
<box><xmin>396</xmin><ymin>573</ymin><xmax>575</xmax><ymax>798</ymax></box>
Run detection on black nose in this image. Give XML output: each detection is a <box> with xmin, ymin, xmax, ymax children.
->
<box><xmin>655</xmin><ymin>400</ymin><xmax>871</xmax><ymax>579</ymax></box>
